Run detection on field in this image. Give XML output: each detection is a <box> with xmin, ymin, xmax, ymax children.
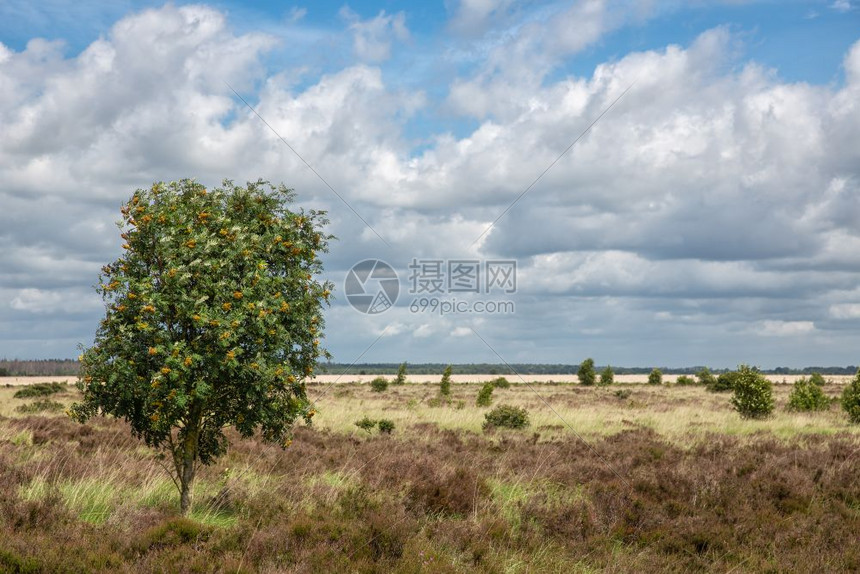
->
<box><xmin>2</xmin><ymin>377</ymin><xmax>860</xmax><ymax>572</ymax></box>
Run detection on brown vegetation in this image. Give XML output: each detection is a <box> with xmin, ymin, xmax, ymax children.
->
<box><xmin>1</xmin><ymin>382</ymin><xmax>859</xmax><ymax>572</ymax></box>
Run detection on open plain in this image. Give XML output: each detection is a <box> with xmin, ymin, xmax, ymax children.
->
<box><xmin>1</xmin><ymin>376</ymin><xmax>860</xmax><ymax>572</ymax></box>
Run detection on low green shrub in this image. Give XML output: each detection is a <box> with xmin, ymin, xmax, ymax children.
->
<box><xmin>476</xmin><ymin>382</ymin><xmax>495</xmax><ymax>407</ymax></box>
<box><xmin>598</xmin><ymin>366</ymin><xmax>614</xmax><ymax>386</ymax></box>
<box><xmin>841</xmin><ymin>370</ymin><xmax>860</xmax><ymax>423</ymax></box>
<box><xmin>355</xmin><ymin>416</ymin><xmax>376</xmax><ymax>433</ymax></box>
<box><xmin>370</xmin><ymin>376</ymin><xmax>388</xmax><ymax>393</ymax></box>
<box><xmin>483</xmin><ymin>404</ymin><xmax>529</xmax><ymax>430</ymax></box>
<box><xmin>13</xmin><ymin>382</ymin><xmax>66</xmax><ymax>399</ymax></box>
<box><xmin>491</xmin><ymin>377</ymin><xmax>511</xmax><ymax>389</ymax></box>
<box><xmin>696</xmin><ymin>368</ymin><xmax>716</xmax><ymax>387</ymax></box>
<box><xmin>15</xmin><ymin>399</ymin><xmax>65</xmax><ymax>414</ymax></box>
<box><xmin>577</xmin><ymin>358</ymin><xmax>596</xmax><ymax>386</ymax></box>
<box><xmin>809</xmin><ymin>372</ymin><xmax>826</xmax><ymax>386</ymax></box>
<box><xmin>675</xmin><ymin>375</ymin><xmax>695</xmax><ymax>385</ymax></box>
<box><xmin>614</xmin><ymin>389</ymin><xmax>632</xmax><ymax>400</ymax></box>
<box><xmin>708</xmin><ymin>371</ymin><xmax>739</xmax><ymax>392</ymax></box>
<box><xmin>648</xmin><ymin>368</ymin><xmax>663</xmax><ymax>386</ymax></box>
<box><xmin>787</xmin><ymin>377</ymin><xmax>830</xmax><ymax>412</ymax></box>
<box><xmin>731</xmin><ymin>365</ymin><xmax>774</xmax><ymax>419</ymax></box>
<box><xmin>377</xmin><ymin>419</ymin><xmax>395</xmax><ymax>434</ymax></box>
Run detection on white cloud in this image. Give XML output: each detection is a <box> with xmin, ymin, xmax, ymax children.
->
<box><xmin>830</xmin><ymin>304</ymin><xmax>860</xmax><ymax>320</ymax></box>
<box><xmin>1</xmin><ymin>4</ymin><xmax>859</xmax><ymax>365</ymax></box>
<box><xmin>756</xmin><ymin>320</ymin><xmax>817</xmax><ymax>337</ymax></box>
<box><xmin>830</xmin><ymin>0</ymin><xmax>852</xmax><ymax>13</ymax></box>
<box><xmin>340</xmin><ymin>8</ymin><xmax>409</xmax><ymax>62</ymax></box>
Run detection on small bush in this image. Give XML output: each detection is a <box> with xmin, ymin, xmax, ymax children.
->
<box><xmin>377</xmin><ymin>419</ymin><xmax>395</xmax><ymax>434</ymax></box>
<box><xmin>15</xmin><ymin>399</ymin><xmax>65</xmax><ymax>414</ymax></box>
<box><xmin>491</xmin><ymin>377</ymin><xmax>511</xmax><ymax>389</ymax></box>
<box><xmin>809</xmin><ymin>372</ymin><xmax>826</xmax><ymax>386</ymax></box>
<box><xmin>696</xmin><ymin>368</ymin><xmax>716</xmax><ymax>387</ymax></box>
<box><xmin>577</xmin><ymin>358</ymin><xmax>596</xmax><ymax>386</ymax></box>
<box><xmin>647</xmin><ymin>368</ymin><xmax>663</xmax><ymax>386</ymax></box>
<box><xmin>440</xmin><ymin>366</ymin><xmax>452</xmax><ymax>397</ymax></box>
<box><xmin>394</xmin><ymin>363</ymin><xmax>407</xmax><ymax>385</ymax></box>
<box><xmin>731</xmin><ymin>365</ymin><xmax>774</xmax><ymax>419</ymax></box>
<box><xmin>787</xmin><ymin>377</ymin><xmax>830</xmax><ymax>412</ymax></box>
<box><xmin>675</xmin><ymin>375</ymin><xmax>695</xmax><ymax>385</ymax></box>
<box><xmin>841</xmin><ymin>369</ymin><xmax>860</xmax><ymax>424</ymax></box>
<box><xmin>708</xmin><ymin>371</ymin><xmax>739</xmax><ymax>392</ymax></box>
<box><xmin>483</xmin><ymin>404</ymin><xmax>529</xmax><ymax>430</ymax></box>
<box><xmin>476</xmin><ymin>382</ymin><xmax>495</xmax><ymax>407</ymax></box>
<box><xmin>370</xmin><ymin>376</ymin><xmax>388</xmax><ymax>393</ymax></box>
<box><xmin>598</xmin><ymin>366</ymin><xmax>614</xmax><ymax>386</ymax></box>
<box><xmin>355</xmin><ymin>416</ymin><xmax>376</xmax><ymax>433</ymax></box>
<box><xmin>614</xmin><ymin>389</ymin><xmax>632</xmax><ymax>400</ymax></box>
<box><xmin>14</xmin><ymin>382</ymin><xmax>66</xmax><ymax>399</ymax></box>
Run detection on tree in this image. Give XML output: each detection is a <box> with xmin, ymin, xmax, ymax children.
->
<box><xmin>577</xmin><ymin>358</ymin><xmax>596</xmax><ymax>386</ymax></box>
<box><xmin>476</xmin><ymin>382</ymin><xmax>494</xmax><ymax>407</ymax></box>
<box><xmin>598</xmin><ymin>365</ymin><xmax>614</xmax><ymax>386</ymax></box>
<box><xmin>787</xmin><ymin>377</ymin><xmax>830</xmax><ymax>412</ymax></box>
<box><xmin>648</xmin><ymin>368</ymin><xmax>663</xmax><ymax>386</ymax></box>
<box><xmin>70</xmin><ymin>179</ymin><xmax>332</xmax><ymax>515</ymax></box>
<box><xmin>440</xmin><ymin>365</ymin><xmax>452</xmax><ymax>397</ymax></box>
<box><xmin>841</xmin><ymin>369</ymin><xmax>860</xmax><ymax>423</ymax></box>
<box><xmin>394</xmin><ymin>362</ymin><xmax>408</xmax><ymax>385</ymax></box>
<box><xmin>731</xmin><ymin>365</ymin><xmax>774</xmax><ymax>419</ymax></box>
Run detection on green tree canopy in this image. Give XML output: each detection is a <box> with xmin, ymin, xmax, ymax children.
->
<box><xmin>577</xmin><ymin>358</ymin><xmax>596</xmax><ymax>386</ymax></box>
<box><xmin>70</xmin><ymin>179</ymin><xmax>332</xmax><ymax>514</ymax></box>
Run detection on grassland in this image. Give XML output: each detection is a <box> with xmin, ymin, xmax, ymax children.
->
<box><xmin>1</xmin><ymin>378</ymin><xmax>859</xmax><ymax>572</ymax></box>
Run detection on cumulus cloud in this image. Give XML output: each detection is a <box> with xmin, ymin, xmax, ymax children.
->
<box><xmin>1</xmin><ymin>3</ymin><xmax>859</xmax><ymax>366</ymax></box>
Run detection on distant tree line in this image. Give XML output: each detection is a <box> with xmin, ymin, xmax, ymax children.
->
<box><xmin>0</xmin><ymin>359</ymin><xmax>80</xmax><ymax>376</ymax></box>
<box><xmin>2</xmin><ymin>359</ymin><xmax>857</xmax><ymax>378</ymax></box>
<box><xmin>317</xmin><ymin>363</ymin><xmax>860</xmax><ymax>376</ymax></box>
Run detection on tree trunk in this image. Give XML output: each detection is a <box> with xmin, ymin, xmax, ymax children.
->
<box><xmin>178</xmin><ymin>425</ymin><xmax>200</xmax><ymax>516</ymax></box>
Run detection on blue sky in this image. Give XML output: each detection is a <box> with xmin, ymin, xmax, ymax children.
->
<box><xmin>1</xmin><ymin>1</ymin><xmax>859</xmax><ymax>368</ymax></box>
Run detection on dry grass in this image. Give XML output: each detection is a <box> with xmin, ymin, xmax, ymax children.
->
<box><xmin>1</xmin><ymin>379</ymin><xmax>859</xmax><ymax>572</ymax></box>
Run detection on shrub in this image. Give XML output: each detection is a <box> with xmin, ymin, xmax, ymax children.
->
<box><xmin>598</xmin><ymin>366</ymin><xmax>614</xmax><ymax>386</ymax></box>
<box><xmin>440</xmin><ymin>366</ymin><xmax>452</xmax><ymax>397</ymax></box>
<box><xmin>647</xmin><ymin>368</ymin><xmax>663</xmax><ymax>386</ymax></box>
<box><xmin>696</xmin><ymin>368</ymin><xmax>716</xmax><ymax>387</ymax></box>
<box><xmin>809</xmin><ymin>372</ymin><xmax>826</xmax><ymax>386</ymax></box>
<box><xmin>14</xmin><ymin>382</ymin><xmax>66</xmax><ymax>399</ymax></box>
<box><xmin>355</xmin><ymin>416</ymin><xmax>376</xmax><ymax>433</ymax></box>
<box><xmin>841</xmin><ymin>369</ymin><xmax>860</xmax><ymax>423</ymax></box>
<box><xmin>370</xmin><ymin>376</ymin><xmax>389</xmax><ymax>393</ymax></box>
<box><xmin>787</xmin><ymin>377</ymin><xmax>830</xmax><ymax>412</ymax></box>
<box><xmin>614</xmin><ymin>389</ymin><xmax>632</xmax><ymax>400</ymax></box>
<box><xmin>731</xmin><ymin>365</ymin><xmax>774</xmax><ymax>419</ymax></box>
<box><xmin>476</xmin><ymin>382</ymin><xmax>495</xmax><ymax>407</ymax></box>
<box><xmin>708</xmin><ymin>371</ymin><xmax>739</xmax><ymax>392</ymax></box>
<box><xmin>377</xmin><ymin>419</ymin><xmax>395</xmax><ymax>434</ymax></box>
<box><xmin>394</xmin><ymin>363</ymin><xmax>407</xmax><ymax>385</ymax></box>
<box><xmin>577</xmin><ymin>358</ymin><xmax>596</xmax><ymax>386</ymax></box>
<box><xmin>675</xmin><ymin>375</ymin><xmax>695</xmax><ymax>386</ymax></box>
<box><xmin>491</xmin><ymin>377</ymin><xmax>511</xmax><ymax>389</ymax></box>
<box><xmin>15</xmin><ymin>399</ymin><xmax>65</xmax><ymax>414</ymax></box>
<box><xmin>483</xmin><ymin>404</ymin><xmax>529</xmax><ymax>430</ymax></box>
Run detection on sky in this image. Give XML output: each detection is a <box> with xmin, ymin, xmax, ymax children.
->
<box><xmin>0</xmin><ymin>0</ymin><xmax>859</xmax><ymax>369</ymax></box>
